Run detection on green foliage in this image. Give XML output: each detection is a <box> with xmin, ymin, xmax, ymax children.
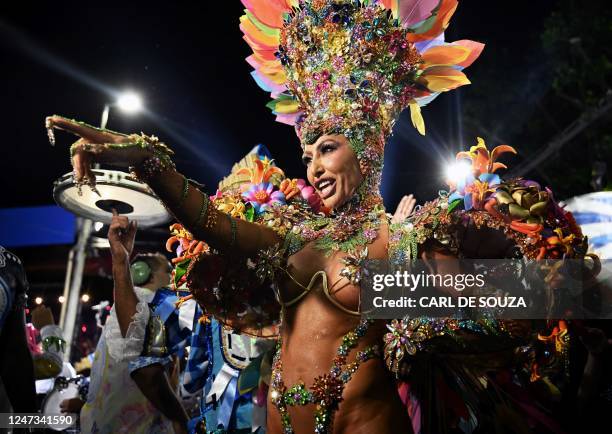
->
<box><xmin>462</xmin><ymin>0</ymin><xmax>612</xmax><ymax>198</ymax></box>
<box><xmin>542</xmin><ymin>0</ymin><xmax>612</xmax><ymax>106</ymax></box>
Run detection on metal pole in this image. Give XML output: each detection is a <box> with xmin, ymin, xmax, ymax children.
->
<box><xmin>62</xmin><ymin>217</ymin><xmax>92</xmax><ymax>361</ymax></box>
<box><xmin>58</xmin><ymin>247</ymin><xmax>74</xmax><ymax>328</ymax></box>
<box><xmin>61</xmin><ymin>104</ymin><xmax>110</xmax><ymax>360</ymax></box>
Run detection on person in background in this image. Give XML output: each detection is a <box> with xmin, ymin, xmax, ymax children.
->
<box><xmin>30</xmin><ymin>305</ymin><xmax>75</xmax><ymax>400</ymax></box>
<box><xmin>130</xmin><ymin>148</ymin><xmax>279</xmax><ymax>434</ymax></box>
<box><xmin>130</xmin><ymin>293</ymin><xmax>274</xmax><ymax>434</ymax></box>
<box><xmin>0</xmin><ymin>245</ymin><xmax>37</xmax><ymax>418</ymax></box>
<box><xmin>128</xmin><ymin>282</ymin><xmax>201</xmax><ymax>434</ymax></box>
<box><xmin>70</xmin><ymin>212</ymin><xmax>177</xmax><ymax>434</ymax></box>
<box><xmin>72</xmin><ymin>301</ymin><xmax>111</xmax><ymax>376</ymax></box>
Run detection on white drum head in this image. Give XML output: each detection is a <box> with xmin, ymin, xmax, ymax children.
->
<box><xmin>54</xmin><ymin>169</ymin><xmax>171</xmax><ymax>228</ymax></box>
<box><xmin>42</xmin><ymin>381</ymin><xmax>79</xmax><ymax>431</ymax></box>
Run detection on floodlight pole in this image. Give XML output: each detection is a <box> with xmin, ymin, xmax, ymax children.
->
<box><xmin>60</xmin><ymin>105</ymin><xmax>110</xmax><ymax>361</ymax></box>
<box><xmin>59</xmin><ymin>218</ymin><xmax>92</xmax><ymax>361</ymax></box>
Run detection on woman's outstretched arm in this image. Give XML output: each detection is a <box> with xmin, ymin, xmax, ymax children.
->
<box><xmin>145</xmin><ymin>169</ymin><xmax>281</xmax><ymax>256</ymax></box>
<box><xmin>46</xmin><ymin>115</ymin><xmax>282</xmax><ymax>256</ymax></box>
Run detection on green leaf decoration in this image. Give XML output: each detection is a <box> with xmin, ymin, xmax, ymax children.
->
<box><xmin>265</xmin><ymin>93</ymin><xmax>295</xmax><ymax>111</ymax></box>
<box><xmin>174</xmin><ymin>259</ymin><xmax>190</xmax><ymax>286</ymax></box>
<box><xmin>245</xmin><ymin>205</ymin><xmax>255</xmax><ymax>222</ymax></box>
<box><xmin>446</xmin><ymin>199</ymin><xmax>462</xmax><ymax>214</ymax></box>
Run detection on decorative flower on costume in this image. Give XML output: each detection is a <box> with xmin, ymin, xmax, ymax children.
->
<box><xmin>166</xmin><ymin>224</ymin><xmax>209</xmax><ymax>290</ymax></box>
<box><xmin>278</xmin><ymin>178</ymin><xmax>301</xmax><ymax>200</ymax></box>
<box><xmin>384</xmin><ymin>318</ymin><xmax>465</xmax><ymax>375</ymax></box>
<box><xmin>242</xmin><ymin>182</ymin><xmax>286</xmax><ymax>215</ymax></box>
<box><xmin>449</xmin><ymin>172</ymin><xmax>501</xmax><ymax>211</ymax></box>
<box><xmin>442</xmin><ymin>137</ymin><xmax>590</xmax><ymax>260</ymax></box>
<box><xmin>236</xmin><ymin>156</ymin><xmax>284</xmax><ymax>190</ymax></box>
<box><xmin>455</xmin><ymin>137</ymin><xmax>517</xmax><ymax>177</ymax></box>
<box><xmin>339</xmin><ymin>247</ymin><xmax>369</xmax><ymax>284</ymax></box>
<box><xmin>447</xmin><ymin>137</ymin><xmax>516</xmax><ymax>210</ymax></box>
<box><xmin>211</xmin><ymin>192</ymin><xmax>248</xmax><ymax>220</ymax></box>
<box><xmin>209</xmin><ymin>189</ymin><xmax>224</xmax><ymax>201</ymax></box>
<box><xmin>532</xmin><ymin>320</ymin><xmax>570</xmax><ymax>382</ymax></box>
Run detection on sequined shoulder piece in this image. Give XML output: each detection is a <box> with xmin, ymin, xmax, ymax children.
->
<box><xmin>389</xmin><ymin>194</ymin><xmax>459</xmax><ymax>263</ymax></box>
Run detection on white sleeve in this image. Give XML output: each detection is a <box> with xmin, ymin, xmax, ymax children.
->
<box><xmin>104</xmin><ymin>299</ymin><xmax>150</xmax><ymax>362</ymax></box>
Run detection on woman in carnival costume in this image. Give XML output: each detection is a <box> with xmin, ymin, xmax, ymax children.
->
<box><xmin>45</xmin><ymin>1</ymin><xmax>595</xmax><ymax>433</ymax></box>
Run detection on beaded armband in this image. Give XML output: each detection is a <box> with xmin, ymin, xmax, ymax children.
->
<box><xmin>193</xmin><ymin>194</ymin><xmax>218</xmax><ymax>230</ymax></box>
<box><xmin>177</xmin><ymin>176</ymin><xmax>190</xmax><ymax>208</ymax></box>
<box><xmin>227</xmin><ymin>214</ymin><xmax>237</xmax><ymax>248</ymax></box>
<box><xmin>128</xmin><ymin>133</ymin><xmax>176</xmax><ymax>182</ymax></box>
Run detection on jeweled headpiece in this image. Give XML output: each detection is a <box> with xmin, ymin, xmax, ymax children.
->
<box><xmin>241</xmin><ymin>0</ymin><xmax>483</xmax><ymax>172</ymax></box>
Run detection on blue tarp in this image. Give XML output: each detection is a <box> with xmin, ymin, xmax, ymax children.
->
<box><xmin>0</xmin><ymin>205</ymin><xmax>75</xmax><ymax>247</ymax></box>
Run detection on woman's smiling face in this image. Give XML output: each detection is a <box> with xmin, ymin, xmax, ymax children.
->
<box><xmin>302</xmin><ymin>134</ymin><xmax>363</xmax><ymax>210</ymax></box>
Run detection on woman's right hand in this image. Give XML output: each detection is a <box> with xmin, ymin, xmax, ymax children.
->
<box><xmin>45</xmin><ymin>115</ymin><xmax>154</xmax><ymax>189</ymax></box>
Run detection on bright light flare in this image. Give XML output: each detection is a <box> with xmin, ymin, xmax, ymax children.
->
<box><xmin>58</xmin><ymin>296</ymin><xmax>65</xmax><ymax>303</ymax></box>
<box><xmin>81</xmin><ymin>294</ymin><xmax>90</xmax><ymax>303</ymax></box>
<box><xmin>116</xmin><ymin>91</ymin><xmax>142</xmax><ymax>113</ymax></box>
<box><xmin>94</xmin><ymin>221</ymin><xmax>104</xmax><ymax>232</ymax></box>
<box><xmin>35</xmin><ymin>297</ymin><xmax>43</xmax><ymax>305</ymax></box>
<box><xmin>445</xmin><ymin>161</ymin><xmax>472</xmax><ymax>186</ymax></box>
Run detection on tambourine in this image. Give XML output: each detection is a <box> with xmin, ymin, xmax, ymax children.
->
<box><xmin>53</xmin><ymin>169</ymin><xmax>171</xmax><ymax>228</ymax></box>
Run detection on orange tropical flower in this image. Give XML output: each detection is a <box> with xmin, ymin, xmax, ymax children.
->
<box><xmin>456</xmin><ymin>137</ymin><xmax>516</xmax><ymax>177</ymax></box>
<box><xmin>236</xmin><ymin>156</ymin><xmax>284</xmax><ymax>187</ymax></box>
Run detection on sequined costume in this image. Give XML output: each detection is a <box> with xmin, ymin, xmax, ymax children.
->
<box><xmin>382</xmin><ymin>138</ymin><xmax>595</xmax><ymax>434</ymax></box>
<box><xmin>47</xmin><ymin>1</ymin><xmax>597</xmax><ymax>433</ymax></box>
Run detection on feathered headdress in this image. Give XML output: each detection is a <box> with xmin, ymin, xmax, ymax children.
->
<box><xmin>241</xmin><ymin>0</ymin><xmax>483</xmax><ymax>165</ymax></box>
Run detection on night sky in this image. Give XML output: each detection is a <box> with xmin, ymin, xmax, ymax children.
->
<box><xmin>0</xmin><ymin>0</ymin><xmax>558</xmax><ymax>211</ymax></box>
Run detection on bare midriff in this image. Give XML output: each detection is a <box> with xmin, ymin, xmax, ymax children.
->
<box><xmin>266</xmin><ymin>225</ymin><xmax>413</xmax><ymax>434</ymax></box>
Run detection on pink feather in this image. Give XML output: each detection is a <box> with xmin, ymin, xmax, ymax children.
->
<box><xmin>399</xmin><ymin>0</ymin><xmax>441</xmax><ymax>28</ymax></box>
